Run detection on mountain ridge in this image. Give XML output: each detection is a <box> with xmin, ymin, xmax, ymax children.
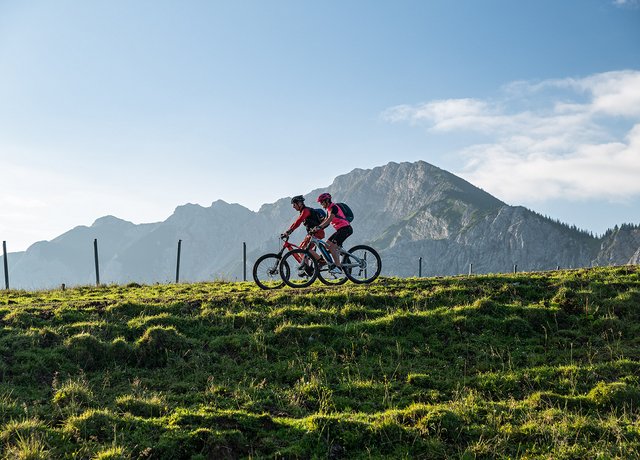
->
<box><xmin>3</xmin><ymin>160</ymin><xmax>639</xmax><ymax>289</ymax></box>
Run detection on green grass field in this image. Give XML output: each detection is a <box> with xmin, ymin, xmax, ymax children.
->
<box><xmin>1</xmin><ymin>266</ymin><xmax>639</xmax><ymax>459</ymax></box>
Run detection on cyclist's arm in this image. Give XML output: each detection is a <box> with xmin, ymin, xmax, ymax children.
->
<box><xmin>286</xmin><ymin>208</ymin><xmax>311</xmax><ymax>234</ymax></box>
<box><xmin>318</xmin><ymin>208</ymin><xmax>336</xmax><ymax>230</ymax></box>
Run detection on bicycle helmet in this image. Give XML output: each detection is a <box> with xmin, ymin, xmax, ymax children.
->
<box><xmin>291</xmin><ymin>195</ymin><xmax>305</xmax><ymax>204</ymax></box>
<box><xmin>317</xmin><ymin>193</ymin><xmax>332</xmax><ymax>203</ymax></box>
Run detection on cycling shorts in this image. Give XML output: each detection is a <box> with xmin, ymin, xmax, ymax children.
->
<box><xmin>328</xmin><ymin>225</ymin><xmax>353</xmax><ymax>247</ymax></box>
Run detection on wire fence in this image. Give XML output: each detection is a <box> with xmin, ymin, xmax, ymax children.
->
<box><xmin>417</xmin><ymin>257</ymin><xmax>560</xmax><ymax>277</ymax></box>
<box><xmin>0</xmin><ymin>238</ymin><xmax>606</xmax><ymax>291</ymax></box>
<box><xmin>1</xmin><ymin>239</ymin><xmax>198</xmax><ymax>290</ymax></box>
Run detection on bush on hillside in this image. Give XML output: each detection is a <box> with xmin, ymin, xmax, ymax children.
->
<box><xmin>64</xmin><ymin>333</ymin><xmax>109</xmax><ymax>370</ymax></box>
<box><xmin>135</xmin><ymin>326</ymin><xmax>189</xmax><ymax>368</ymax></box>
<box><xmin>587</xmin><ymin>381</ymin><xmax>640</xmax><ymax>410</ymax></box>
<box><xmin>52</xmin><ymin>376</ymin><xmax>94</xmax><ymax>410</ymax></box>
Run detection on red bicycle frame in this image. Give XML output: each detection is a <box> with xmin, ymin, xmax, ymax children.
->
<box><xmin>279</xmin><ymin>234</ymin><xmax>321</xmax><ymax>264</ymax></box>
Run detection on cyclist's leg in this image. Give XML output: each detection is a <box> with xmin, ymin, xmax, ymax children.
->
<box><xmin>326</xmin><ymin>240</ymin><xmax>340</xmax><ymax>269</ymax></box>
<box><xmin>327</xmin><ymin>226</ymin><xmax>353</xmax><ymax>269</ymax></box>
<box><xmin>300</xmin><ymin>234</ymin><xmax>320</xmax><ymax>261</ymax></box>
<box><xmin>299</xmin><ymin>234</ymin><xmax>311</xmax><ymax>250</ymax></box>
<box><xmin>306</xmin><ymin>229</ymin><xmax>327</xmax><ymax>263</ymax></box>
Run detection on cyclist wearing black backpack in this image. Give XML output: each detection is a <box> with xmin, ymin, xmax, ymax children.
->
<box><xmin>313</xmin><ymin>192</ymin><xmax>353</xmax><ymax>275</ymax></box>
<box><xmin>281</xmin><ymin>195</ymin><xmax>326</xmax><ymax>268</ymax></box>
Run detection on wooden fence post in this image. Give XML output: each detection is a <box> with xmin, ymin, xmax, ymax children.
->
<box><xmin>418</xmin><ymin>257</ymin><xmax>422</xmax><ymax>277</ymax></box>
<box><xmin>175</xmin><ymin>239</ymin><xmax>182</xmax><ymax>283</ymax></box>
<box><xmin>2</xmin><ymin>241</ymin><xmax>8</xmax><ymax>290</ymax></box>
<box><xmin>469</xmin><ymin>263</ymin><xmax>473</xmax><ymax>276</ymax></box>
<box><xmin>94</xmin><ymin>239</ymin><xmax>100</xmax><ymax>286</ymax></box>
<box><xmin>243</xmin><ymin>242</ymin><xmax>247</xmax><ymax>281</ymax></box>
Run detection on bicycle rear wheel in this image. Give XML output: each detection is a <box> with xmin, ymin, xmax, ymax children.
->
<box><xmin>342</xmin><ymin>245</ymin><xmax>381</xmax><ymax>284</ymax></box>
<box><xmin>280</xmin><ymin>249</ymin><xmax>318</xmax><ymax>288</ymax></box>
<box><xmin>253</xmin><ymin>253</ymin><xmax>286</xmax><ymax>290</ymax></box>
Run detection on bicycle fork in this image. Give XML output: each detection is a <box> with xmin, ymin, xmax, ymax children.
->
<box><xmin>269</xmin><ymin>248</ymin><xmax>287</xmax><ymax>276</ymax></box>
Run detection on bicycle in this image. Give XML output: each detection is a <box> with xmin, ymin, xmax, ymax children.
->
<box><xmin>253</xmin><ymin>234</ymin><xmax>382</xmax><ymax>290</ymax></box>
<box><xmin>284</xmin><ymin>232</ymin><xmax>382</xmax><ymax>285</ymax></box>
<box><xmin>252</xmin><ymin>235</ymin><xmax>319</xmax><ymax>290</ymax></box>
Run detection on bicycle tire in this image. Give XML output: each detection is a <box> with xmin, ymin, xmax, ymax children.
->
<box><xmin>317</xmin><ymin>262</ymin><xmax>349</xmax><ymax>286</ymax></box>
<box><xmin>342</xmin><ymin>245</ymin><xmax>381</xmax><ymax>284</ymax></box>
<box><xmin>280</xmin><ymin>249</ymin><xmax>318</xmax><ymax>288</ymax></box>
<box><xmin>253</xmin><ymin>253</ymin><xmax>286</xmax><ymax>290</ymax></box>
<box><xmin>317</xmin><ymin>251</ymin><xmax>348</xmax><ymax>285</ymax></box>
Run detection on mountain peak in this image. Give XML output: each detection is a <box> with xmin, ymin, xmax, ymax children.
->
<box><xmin>91</xmin><ymin>215</ymin><xmax>132</xmax><ymax>227</ymax></box>
<box><xmin>210</xmin><ymin>199</ymin><xmax>229</xmax><ymax>207</ymax></box>
<box><xmin>174</xmin><ymin>203</ymin><xmax>205</xmax><ymax>212</ymax></box>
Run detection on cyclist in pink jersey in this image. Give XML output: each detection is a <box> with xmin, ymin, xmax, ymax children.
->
<box><xmin>313</xmin><ymin>193</ymin><xmax>353</xmax><ymax>275</ymax></box>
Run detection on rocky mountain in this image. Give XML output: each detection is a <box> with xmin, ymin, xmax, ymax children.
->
<box><xmin>592</xmin><ymin>224</ymin><xmax>640</xmax><ymax>266</ymax></box>
<box><xmin>3</xmin><ymin>161</ymin><xmax>639</xmax><ymax>289</ymax></box>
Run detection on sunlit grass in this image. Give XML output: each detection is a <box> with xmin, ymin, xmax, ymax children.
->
<box><xmin>0</xmin><ymin>267</ymin><xmax>639</xmax><ymax>457</ymax></box>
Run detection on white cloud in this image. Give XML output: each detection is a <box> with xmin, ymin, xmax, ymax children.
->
<box><xmin>613</xmin><ymin>0</ymin><xmax>640</xmax><ymax>8</ymax></box>
<box><xmin>460</xmin><ymin>125</ymin><xmax>640</xmax><ymax>202</ymax></box>
<box><xmin>383</xmin><ymin>98</ymin><xmax>504</xmax><ymax>132</ymax></box>
<box><xmin>383</xmin><ymin>70</ymin><xmax>640</xmax><ymax>204</ymax></box>
<box><xmin>583</xmin><ymin>71</ymin><xmax>640</xmax><ymax>117</ymax></box>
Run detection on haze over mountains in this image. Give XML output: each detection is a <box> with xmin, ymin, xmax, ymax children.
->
<box><xmin>4</xmin><ymin>161</ymin><xmax>640</xmax><ymax>290</ymax></box>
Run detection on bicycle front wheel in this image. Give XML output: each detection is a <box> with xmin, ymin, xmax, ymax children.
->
<box><xmin>280</xmin><ymin>249</ymin><xmax>318</xmax><ymax>288</ymax></box>
<box><xmin>253</xmin><ymin>253</ymin><xmax>285</xmax><ymax>290</ymax></box>
<box><xmin>317</xmin><ymin>258</ymin><xmax>348</xmax><ymax>286</ymax></box>
<box><xmin>343</xmin><ymin>245</ymin><xmax>381</xmax><ymax>284</ymax></box>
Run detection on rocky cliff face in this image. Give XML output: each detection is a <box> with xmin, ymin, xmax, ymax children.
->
<box><xmin>377</xmin><ymin>205</ymin><xmax>599</xmax><ymax>277</ymax></box>
<box><xmin>592</xmin><ymin>225</ymin><xmax>640</xmax><ymax>266</ymax></box>
<box><xmin>4</xmin><ymin>161</ymin><xmax>639</xmax><ymax>289</ymax></box>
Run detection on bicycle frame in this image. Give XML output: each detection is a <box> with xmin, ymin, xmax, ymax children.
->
<box><xmin>307</xmin><ymin>234</ymin><xmax>368</xmax><ymax>274</ymax></box>
<box><xmin>277</xmin><ymin>235</ymin><xmax>318</xmax><ymax>265</ymax></box>
<box><xmin>275</xmin><ymin>236</ymin><xmax>302</xmax><ymax>259</ymax></box>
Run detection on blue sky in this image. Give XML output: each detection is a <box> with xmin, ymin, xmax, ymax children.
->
<box><xmin>1</xmin><ymin>0</ymin><xmax>639</xmax><ymax>251</ymax></box>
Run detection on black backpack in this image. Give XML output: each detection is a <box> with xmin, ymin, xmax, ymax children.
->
<box><xmin>336</xmin><ymin>202</ymin><xmax>354</xmax><ymax>222</ymax></box>
<box><xmin>304</xmin><ymin>207</ymin><xmax>326</xmax><ymax>228</ymax></box>
<box><xmin>312</xmin><ymin>207</ymin><xmax>327</xmax><ymax>222</ymax></box>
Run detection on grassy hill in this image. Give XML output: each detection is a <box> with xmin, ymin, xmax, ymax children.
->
<box><xmin>1</xmin><ymin>267</ymin><xmax>639</xmax><ymax>459</ymax></box>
